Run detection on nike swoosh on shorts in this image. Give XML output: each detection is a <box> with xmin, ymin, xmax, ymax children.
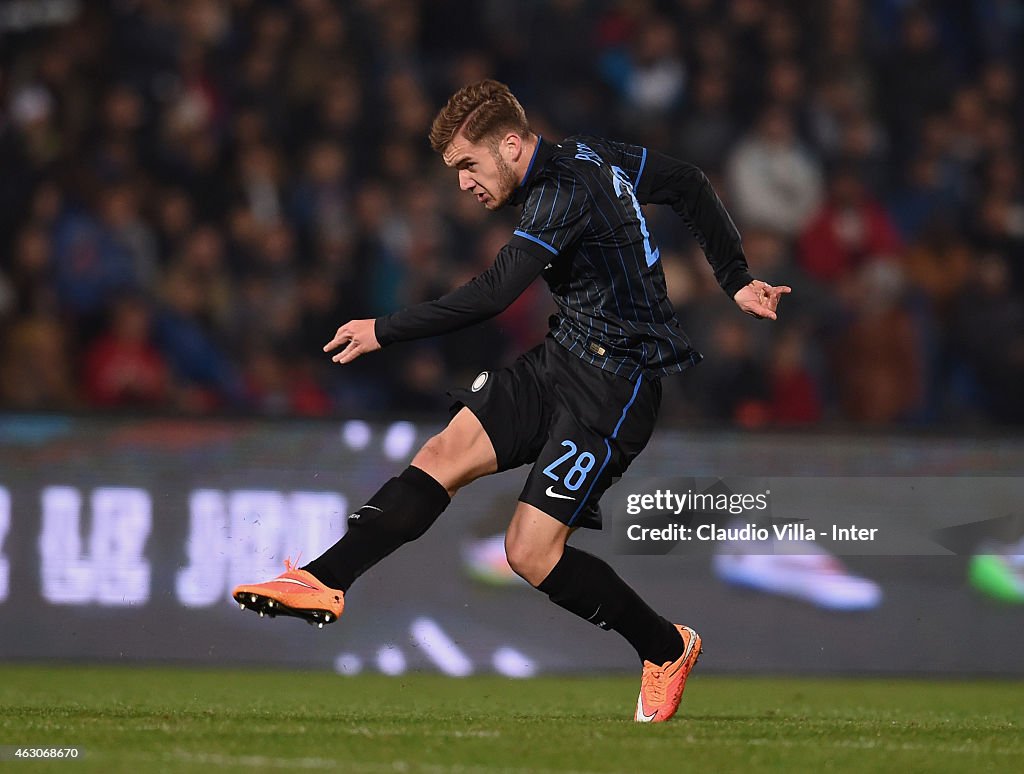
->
<box><xmin>545</xmin><ymin>486</ymin><xmax>575</xmax><ymax>501</ymax></box>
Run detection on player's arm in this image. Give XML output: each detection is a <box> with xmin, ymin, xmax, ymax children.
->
<box><xmin>635</xmin><ymin>151</ymin><xmax>754</xmax><ymax>296</ymax></box>
<box><xmin>636</xmin><ymin>150</ymin><xmax>789</xmax><ymax>319</ymax></box>
<box><xmin>324</xmin><ymin>245</ymin><xmax>546</xmax><ymax>364</ymax></box>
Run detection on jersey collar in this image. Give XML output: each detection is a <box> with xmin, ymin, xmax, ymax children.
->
<box><xmin>509</xmin><ymin>136</ymin><xmax>553</xmax><ymax>206</ymax></box>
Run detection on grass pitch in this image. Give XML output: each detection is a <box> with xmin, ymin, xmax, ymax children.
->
<box><xmin>0</xmin><ymin>665</ymin><xmax>1021</xmax><ymax>773</ymax></box>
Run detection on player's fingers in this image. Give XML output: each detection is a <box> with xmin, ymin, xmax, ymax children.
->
<box><xmin>324</xmin><ymin>326</ymin><xmax>351</xmax><ymax>352</ymax></box>
<box><xmin>336</xmin><ymin>346</ymin><xmax>362</xmax><ymax>364</ymax></box>
<box><xmin>332</xmin><ymin>338</ymin><xmax>360</xmax><ymax>364</ymax></box>
<box><xmin>764</xmin><ymin>285</ymin><xmax>790</xmax><ymax>311</ymax></box>
<box><xmin>331</xmin><ymin>342</ymin><xmax>351</xmax><ymax>363</ymax></box>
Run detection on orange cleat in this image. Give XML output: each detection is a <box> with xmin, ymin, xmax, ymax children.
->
<box><xmin>634</xmin><ymin>624</ymin><xmax>702</xmax><ymax>723</ymax></box>
<box><xmin>232</xmin><ymin>559</ymin><xmax>345</xmax><ymax>629</ymax></box>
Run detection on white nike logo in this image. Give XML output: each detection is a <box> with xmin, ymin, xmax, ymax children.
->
<box><xmin>350</xmin><ymin>505</ymin><xmax>382</xmax><ymax>520</ymax></box>
<box><xmin>636</xmin><ymin>694</ymin><xmax>657</xmax><ymax>722</ymax></box>
<box><xmin>545</xmin><ymin>486</ymin><xmax>575</xmax><ymax>501</ymax></box>
<box><xmin>274</xmin><ymin>577</ymin><xmax>317</xmax><ymax>589</ymax></box>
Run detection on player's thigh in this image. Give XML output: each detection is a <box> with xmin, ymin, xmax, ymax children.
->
<box><xmin>519</xmin><ymin>368</ymin><xmax>661</xmax><ymax>530</ymax></box>
<box><xmin>411</xmin><ymin>406</ymin><xmax>498</xmax><ymax>495</ymax></box>
<box><xmin>445</xmin><ymin>343</ymin><xmax>550</xmax><ymax>473</ymax></box>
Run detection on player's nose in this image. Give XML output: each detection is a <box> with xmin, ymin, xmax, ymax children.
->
<box><xmin>458</xmin><ymin>170</ymin><xmax>475</xmax><ymax>191</ymax></box>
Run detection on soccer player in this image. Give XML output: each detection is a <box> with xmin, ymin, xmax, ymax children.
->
<box><xmin>234</xmin><ymin>80</ymin><xmax>789</xmax><ymax>722</ymax></box>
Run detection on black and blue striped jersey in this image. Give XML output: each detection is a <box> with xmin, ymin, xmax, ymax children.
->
<box><xmin>375</xmin><ymin>136</ymin><xmax>752</xmax><ymax>380</ymax></box>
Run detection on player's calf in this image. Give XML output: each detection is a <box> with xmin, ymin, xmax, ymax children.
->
<box><xmin>302</xmin><ymin>465</ymin><xmax>451</xmax><ymax>591</ymax></box>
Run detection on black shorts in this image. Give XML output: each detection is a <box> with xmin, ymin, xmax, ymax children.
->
<box><xmin>449</xmin><ymin>335</ymin><xmax>661</xmax><ymax>529</ymax></box>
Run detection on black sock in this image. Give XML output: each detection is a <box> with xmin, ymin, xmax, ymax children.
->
<box><xmin>537</xmin><ymin>545</ymin><xmax>684</xmax><ymax>665</ymax></box>
<box><xmin>303</xmin><ymin>465</ymin><xmax>450</xmax><ymax>592</ymax></box>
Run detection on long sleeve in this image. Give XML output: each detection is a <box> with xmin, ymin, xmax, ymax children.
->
<box><xmin>374</xmin><ymin>245</ymin><xmax>548</xmax><ymax>346</ymax></box>
<box><xmin>636</xmin><ymin>150</ymin><xmax>754</xmax><ymax>298</ymax></box>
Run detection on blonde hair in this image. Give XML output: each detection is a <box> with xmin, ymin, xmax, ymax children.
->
<box><xmin>429</xmin><ymin>79</ymin><xmax>531</xmax><ymax>154</ymax></box>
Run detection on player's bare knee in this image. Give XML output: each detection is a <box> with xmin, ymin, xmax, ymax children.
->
<box><xmin>504</xmin><ymin>534</ymin><xmax>556</xmax><ymax>587</ymax></box>
<box><xmin>503</xmin><ymin>541</ymin><xmax>535</xmax><ymax>584</ymax></box>
<box><xmin>413</xmin><ymin>428</ymin><xmax>460</xmax><ymax>468</ymax></box>
<box><xmin>413</xmin><ymin>419</ymin><xmax>495</xmax><ymax>494</ymax></box>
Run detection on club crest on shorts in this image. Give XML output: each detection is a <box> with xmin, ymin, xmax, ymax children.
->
<box><xmin>471</xmin><ymin>371</ymin><xmax>489</xmax><ymax>392</ymax></box>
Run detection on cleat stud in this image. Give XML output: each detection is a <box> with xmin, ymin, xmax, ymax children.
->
<box><xmin>324</xmin><ymin>614</ymin><xmax>331</xmax><ymax>623</ymax></box>
<box><xmin>318</xmin><ymin>622</ymin><xmax>324</xmax><ymax>629</ymax></box>
<box><xmin>239</xmin><ymin>603</ymin><xmax>246</xmax><ymax>610</ymax></box>
<box><xmin>267</xmin><ymin>600</ymin><xmax>274</xmax><ymax>608</ymax></box>
<box><xmin>259</xmin><ymin>611</ymin><xmax>264</xmax><ymax>618</ymax></box>
<box><xmin>250</xmin><ymin>594</ymin><xmax>257</xmax><ymax>603</ymax></box>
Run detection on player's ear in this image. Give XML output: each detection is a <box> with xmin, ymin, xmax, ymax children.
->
<box><xmin>503</xmin><ymin>132</ymin><xmax>522</xmax><ymax>163</ymax></box>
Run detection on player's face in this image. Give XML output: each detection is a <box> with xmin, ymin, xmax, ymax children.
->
<box><xmin>443</xmin><ymin>132</ymin><xmax>520</xmax><ymax>210</ymax></box>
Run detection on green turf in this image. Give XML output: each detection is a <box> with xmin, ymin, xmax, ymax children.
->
<box><xmin>0</xmin><ymin>666</ymin><xmax>1021</xmax><ymax>773</ymax></box>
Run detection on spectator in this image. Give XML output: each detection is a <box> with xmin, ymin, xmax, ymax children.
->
<box><xmin>949</xmin><ymin>254</ymin><xmax>1024</xmax><ymax>424</ymax></box>
<box><xmin>726</xmin><ymin>105</ymin><xmax>824</xmax><ymax>236</ymax></box>
<box><xmin>767</xmin><ymin>327</ymin><xmax>823</xmax><ymax>426</ymax></box>
<box><xmin>887</xmin><ymin>154</ymin><xmax>961</xmax><ymax>242</ymax></box>
<box><xmin>834</xmin><ymin>261</ymin><xmax>924</xmax><ymax>424</ymax></box>
<box><xmin>82</xmin><ymin>294</ymin><xmax>169</xmax><ymax>408</ymax></box>
<box><xmin>0</xmin><ymin>316</ymin><xmax>78</xmax><ymax>410</ymax></box>
<box><xmin>694</xmin><ymin>317</ymin><xmax>771</xmax><ymax>427</ymax></box>
<box><xmin>6</xmin><ymin>226</ymin><xmax>58</xmax><ymax>318</ymax></box>
<box><xmin>153</xmin><ymin>265</ymin><xmax>242</xmax><ymax>411</ymax></box>
<box><xmin>797</xmin><ymin>164</ymin><xmax>903</xmax><ymax>283</ymax></box>
<box><xmin>51</xmin><ymin>185</ymin><xmax>144</xmax><ymax>329</ymax></box>
<box><xmin>243</xmin><ymin>347</ymin><xmax>331</xmax><ymax>417</ymax></box>
<box><xmin>902</xmin><ymin>223</ymin><xmax>974</xmax><ymax>319</ymax></box>
<box><xmin>878</xmin><ymin>7</ymin><xmax>957</xmax><ymax>153</ymax></box>
<box><xmin>615</xmin><ymin>17</ymin><xmax>688</xmax><ymax>140</ymax></box>
<box><xmin>676</xmin><ymin>71</ymin><xmax>738</xmax><ymax>172</ymax></box>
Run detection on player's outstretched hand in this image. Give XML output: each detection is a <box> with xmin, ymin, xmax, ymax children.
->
<box><xmin>324</xmin><ymin>319</ymin><xmax>381</xmax><ymax>364</ymax></box>
<box><xmin>733</xmin><ymin>280</ymin><xmax>791</xmax><ymax>321</ymax></box>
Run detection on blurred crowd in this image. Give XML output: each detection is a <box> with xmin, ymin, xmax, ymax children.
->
<box><xmin>0</xmin><ymin>0</ymin><xmax>1022</xmax><ymax>425</ymax></box>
